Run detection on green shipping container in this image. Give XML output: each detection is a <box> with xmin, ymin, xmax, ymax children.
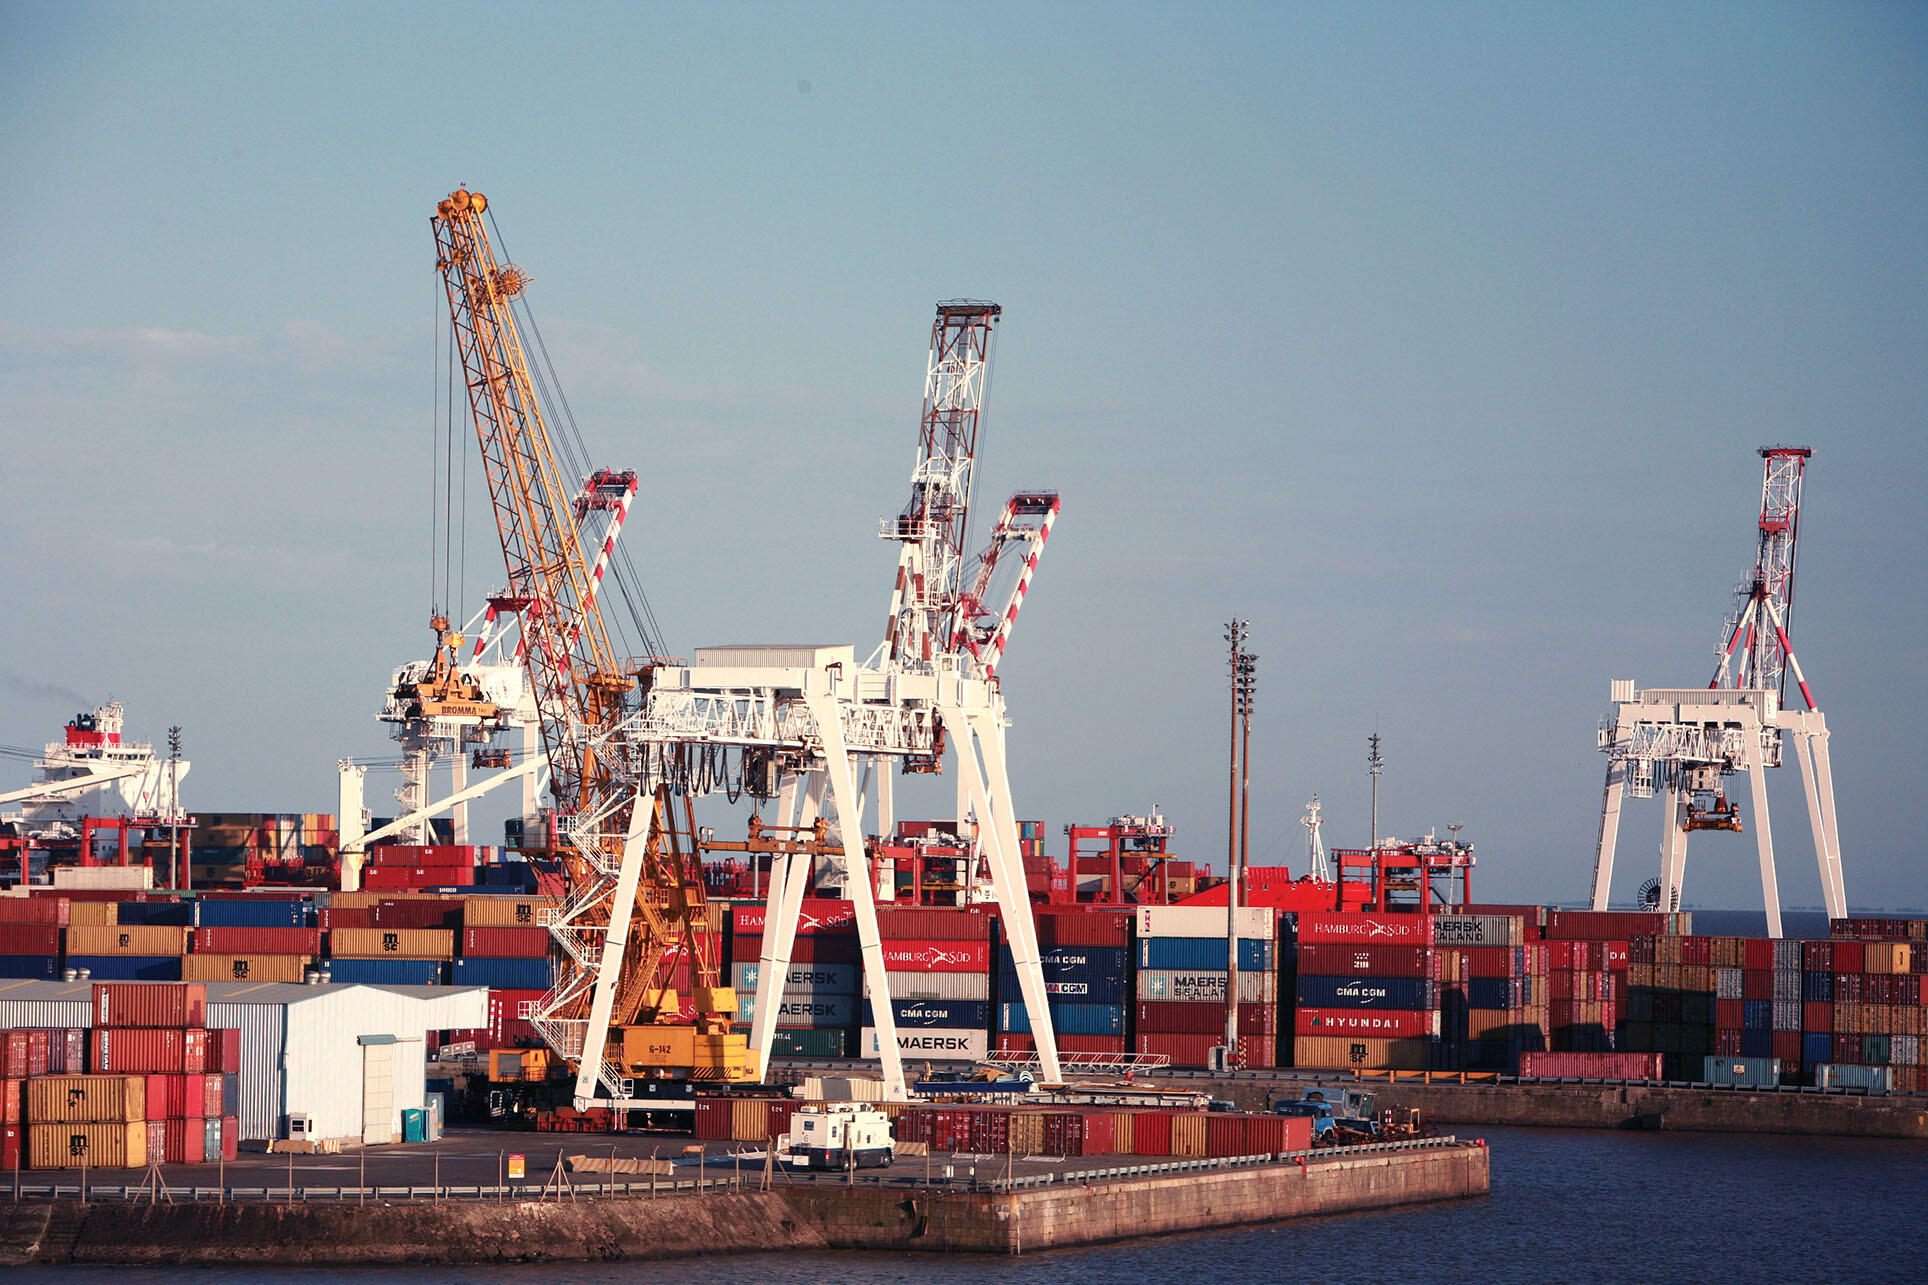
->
<box><xmin>769</xmin><ymin>1027</ymin><xmax>850</xmax><ymax>1058</ymax></box>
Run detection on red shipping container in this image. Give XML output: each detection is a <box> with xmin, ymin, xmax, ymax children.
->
<box><xmin>1296</xmin><ymin>943</ymin><xmax>1434</xmax><ymax>977</ymax></box>
<box><xmin>192</xmin><ymin>926</ymin><xmax>322</xmax><ymax>955</ymax></box>
<box><xmin>1459</xmin><ymin>946</ymin><xmax>1516</xmax><ymax>978</ymax></box>
<box><xmin>1805</xmin><ymin>1001</ymin><xmax>1833</xmax><ymax>1032</ymax></box>
<box><xmin>732</xmin><ymin>900</ymin><xmax>856</xmax><ymax>937</ymax></box>
<box><xmin>204</xmin><ymin>1028</ymin><xmax>241</xmax><ymax>1074</ymax></box>
<box><xmin>93</xmin><ymin>983</ymin><xmax>207</xmax><ymax>1029</ymax></box>
<box><xmin>1129</xmin><ymin>1110</ymin><xmax>1173</xmax><ymax>1156</ymax></box>
<box><xmin>488</xmin><ymin>989</ymin><xmax>547</xmax><ymax>1045</ymax></box>
<box><xmin>1058</xmin><ymin>1035</ymin><xmax>1130</xmax><ymax>1055</ymax></box>
<box><xmin>160</xmin><ymin>1115</ymin><xmax>207</xmax><ymax>1165</ymax></box>
<box><xmin>1079</xmin><ymin>1109</ymin><xmax>1115</xmax><ymax>1156</ymax></box>
<box><xmin>0</xmin><ymin>897</ymin><xmax>68</xmax><ymax>926</ymax></box>
<box><xmin>49</xmin><ymin>1029</ymin><xmax>86</xmax><ymax>1075</ymax></box>
<box><xmin>1543</xmin><ymin>910</ymin><xmax>1678</xmax><ymax>941</ymax></box>
<box><xmin>201</xmin><ymin>1073</ymin><xmax>224</xmax><ymax>1118</ymax></box>
<box><xmin>730</xmin><ymin>934</ymin><xmax>860</xmax><ymax>966</ymax></box>
<box><xmin>92</xmin><ymin>1028</ymin><xmax>185</xmax><ymax>1073</ymax></box>
<box><xmin>1772</xmin><ymin>1030</ymin><xmax>1803</xmax><ymax>1065</ymax></box>
<box><xmin>1803</xmin><ymin>941</ymin><xmax>1834</xmax><ymax>971</ymax></box>
<box><xmin>219</xmin><ymin>1115</ymin><xmax>238</xmax><ymax>1161</ymax></box>
<box><xmin>1136</xmin><ymin>1032</ymin><xmax>1241</xmax><ymax>1067</ymax></box>
<box><xmin>1204</xmin><ymin>1113</ymin><xmax>1247</xmax><ymax>1157</ymax></box>
<box><xmin>1026</xmin><ymin>908</ymin><xmax>1132</xmax><ymax>947</ymax></box>
<box><xmin>0</xmin><ymin>1078</ymin><xmax>18</xmax><ymax>1125</ymax></box>
<box><xmin>320</xmin><ymin>907</ymin><xmax>374</xmax><ymax>930</ymax></box>
<box><xmin>0</xmin><ymin>1123</ymin><xmax>18</xmax><ymax>1171</ymax></box>
<box><xmin>373</xmin><ymin>900</ymin><xmax>464</xmax><ymax>929</ymax></box>
<box><xmin>993</xmin><ymin>1033</ymin><xmax>1035</xmax><ymax>1054</ymax></box>
<box><xmin>1715</xmin><ymin>999</ymin><xmax>1744</xmax><ymax>1030</ymax></box>
<box><xmin>1833</xmin><ymin>940</ymin><xmax>1865</xmax><ymax>974</ymax></box>
<box><xmin>0</xmin><ymin>924</ymin><xmax>61</xmax><ymax>955</ymax></box>
<box><xmin>2</xmin><ymin>1031</ymin><xmax>50</xmax><ymax>1079</ymax></box>
<box><xmin>1715</xmin><ymin>1030</ymin><xmax>1744</xmax><ymax>1055</ymax></box>
<box><xmin>1135</xmin><ymin>1001</ymin><xmax>1274</xmax><ymax>1037</ymax></box>
<box><xmin>461</xmin><ymin>927</ymin><xmax>552</xmax><ymax>958</ymax></box>
<box><xmin>1295</xmin><ymin>1008</ymin><xmax>1438</xmax><ymax>1038</ymax></box>
<box><xmin>879</xmin><ymin>941</ymin><xmax>988</xmax><ymax>972</ymax></box>
<box><xmin>874</xmin><ymin>907</ymin><xmax>993</xmax><ymax>941</ymax></box>
<box><xmin>1296</xmin><ymin>913</ymin><xmax>1433</xmax><ymax>945</ymax></box>
<box><xmin>693</xmin><ymin>1099</ymin><xmax>731</xmax><ymax>1140</ymax></box>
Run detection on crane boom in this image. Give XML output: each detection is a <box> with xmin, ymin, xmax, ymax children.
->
<box><xmin>432</xmin><ymin>188</ymin><xmax>627</xmax><ymax>812</ymax></box>
<box><xmin>431</xmin><ymin>189</ymin><xmax>747</xmax><ymax>1094</ymax></box>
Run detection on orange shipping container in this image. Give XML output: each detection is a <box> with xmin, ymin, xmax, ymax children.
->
<box><xmin>1169</xmin><ymin>1112</ymin><xmax>1208</xmax><ymax>1158</ymax></box>
<box><xmin>27</xmin><ymin>1074</ymin><xmax>146</xmax><ymax>1123</ymax></box>
<box><xmin>1293</xmin><ymin>1036</ymin><xmax>1434</xmax><ymax>1071</ymax></box>
<box><xmin>461</xmin><ymin>897</ymin><xmax>559</xmax><ymax>928</ymax></box>
<box><xmin>65</xmin><ymin>902</ymin><xmax>120</xmax><ymax>927</ymax></box>
<box><xmin>329</xmin><ymin>927</ymin><xmax>455</xmax><ymax>959</ymax></box>
<box><xmin>65</xmin><ymin>925</ymin><xmax>190</xmax><ymax>956</ymax></box>
<box><xmin>28</xmin><ymin>1120</ymin><xmax>147</xmax><ymax>1169</ymax></box>
<box><xmin>182</xmin><ymin>953</ymin><xmax>313</xmax><ymax>983</ymax></box>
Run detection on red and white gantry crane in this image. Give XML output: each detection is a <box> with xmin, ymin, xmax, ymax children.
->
<box><xmin>1591</xmin><ymin>447</ymin><xmax>1845</xmax><ymax>936</ymax></box>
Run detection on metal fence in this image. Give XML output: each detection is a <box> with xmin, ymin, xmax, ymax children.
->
<box><xmin>0</xmin><ymin>1136</ymin><xmax>1474</xmax><ymax>1205</ymax></box>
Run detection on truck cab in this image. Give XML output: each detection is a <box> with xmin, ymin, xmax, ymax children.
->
<box><xmin>1272</xmin><ymin>1088</ymin><xmax>1380</xmax><ymax>1144</ymax></box>
<box><xmin>782</xmin><ymin>1103</ymin><xmax>895</xmax><ymax>1170</ymax></box>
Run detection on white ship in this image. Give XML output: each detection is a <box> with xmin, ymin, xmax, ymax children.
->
<box><xmin>0</xmin><ymin>702</ymin><xmax>189</xmax><ymax>840</ymax></box>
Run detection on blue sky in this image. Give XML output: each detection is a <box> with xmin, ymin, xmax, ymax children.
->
<box><xmin>4</xmin><ymin>3</ymin><xmax>1924</xmax><ymax>909</ymax></box>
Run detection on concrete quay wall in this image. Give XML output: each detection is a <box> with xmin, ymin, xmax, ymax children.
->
<box><xmin>0</xmin><ymin>1143</ymin><xmax>1488</xmax><ymax>1265</ymax></box>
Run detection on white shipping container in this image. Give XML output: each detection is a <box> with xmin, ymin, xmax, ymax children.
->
<box><xmin>51</xmin><ymin>866</ymin><xmax>153</xmax><ymax>891</ymax></box>
<box><xmin>1134</xmin><ymin>905</ymin><xmax>1271</xmax><ymax>940</ymax></box>
<box><xmin>1426</xmin><ymin>915</ymin><xmax>1524</xmax><ymax>948</ymax></box>
<box><xmin>860</xmin><ymin>971</ymin><xmax>989</xmax><ymax>1002</ymax></box>
<box><xmin>729</xmin><ymin>961</ymin><xmax>860</xmax><ymax>995</ymax></box>
<box><xmin>1135</xmin><ymin>968</ymin><xmax>1275</xmax><ymax>1004</ymax></box>
<box><xmin>859</xmin><ymin>1025</ymin><xmax>988</xmax><ymax>1062</ymax></box>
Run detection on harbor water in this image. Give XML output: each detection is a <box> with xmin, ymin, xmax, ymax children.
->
<box><xmin>10</xmin><ymin>1124</ymin><xmax>1925</xmax><ymax>1281</ymax></box>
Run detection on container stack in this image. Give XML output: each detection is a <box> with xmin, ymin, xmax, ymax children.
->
<box><xmin>0</xmin><ymin>896</ymin><xmax>67</xmax><ymax>980</ymax></box>
<box><xmin>729</xmin><ymin>901</ymin><xmax>859</xmax><ymax>1058</ymax></box>
<box><xmin>1133</xmin><ymin>906</ymin><xmax>1277</xmax><ymax>1068</ymax></box>
<box><xmin>865</xmin><ymin>907</ymin><xmax>993</xmax><ymax>1063</ymax></box>
<box><xmin>360</xmin><ymin>844</ymin><xmax>497</xmax><ymax>891</ymax></box>
<box><xmin>184</xmin><ymin>894</ymin><xmax>319</xmax><ymax>984</ymax></box>
<box><xmin>1292</xmin><ymin>912</ymin><xmax>1439</xmax><ymax>1071</ymax></box>
<box><xmin>993</xmin><ymin>907</ymin><xmax>1132</xmax><ymax>1057</ymax></box>
<box><xmin>1544</xmin><ymin>937</ymin><xmax>1627</xmax><ymax>1053</ymax></box>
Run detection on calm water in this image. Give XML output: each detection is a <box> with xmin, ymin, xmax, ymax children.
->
<box><xmin>13</xmin><ymin>1126</ymin><xmax>1928</xmax><ymax>1282</ymax></box>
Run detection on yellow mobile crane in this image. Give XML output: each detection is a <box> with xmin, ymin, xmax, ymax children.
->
<box><xmin>431</xmin><ymin>188</ymin><xmax>756</xmax><ymax>1091</ymax></box>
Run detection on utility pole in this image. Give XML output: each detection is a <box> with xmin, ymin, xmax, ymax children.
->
<box><xmin>167</xmin><ymin>727</ymin><xmax>183</xmax><ymax>890</ymax></box>
<box><xmin>1368</xmin><ymin>732</ymin><xmax>1384</xmax><ymax>851</ymax></box>
<box><xmin>1222</xmin><ymin>621</ymin><xmax>1255</xmax><ymax>1071</ymax></box>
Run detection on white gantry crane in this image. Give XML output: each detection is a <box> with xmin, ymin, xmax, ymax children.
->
<box><xmin>335</xmin><ymin>470</ymin><xmax>642</xmax><ymax>888</ymax></box>
<box><xmin>1590</xmin><ymin>446</ymin><xmax>1845</xmax><ymax>937</ymax></box>
<box><xmin>556</xmin><ymin>301</ymin><xmax>1067</xmax><ymax>1103</ymax></box>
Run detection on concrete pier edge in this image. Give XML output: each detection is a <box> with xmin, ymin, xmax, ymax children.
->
<box><xmin>0</xmin><ymin>1141</ymin><xmax>1489</xmax><ymax>1265</ymax></box>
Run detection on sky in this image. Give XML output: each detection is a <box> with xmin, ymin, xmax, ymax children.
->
<box><xmin>3</xmin><ymin>3</ymin><xmax>1924</xmax><ymax>911</ymax></box>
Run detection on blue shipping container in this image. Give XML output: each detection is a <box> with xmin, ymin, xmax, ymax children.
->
<box><xmin>113</xmin><ymin>902</ymin><xmax>193</xmax><ymax>926</ymax></box>
<box><xmin>995</xmin><ymin>945</ymin><xmax>1129</xmax><ymax>979</ymax></box>
<box><xmin>1741</xmin><ymin>1029</ymin><xmax>1774</xmax><ymax>1059</ymax></box>
<box><xmin>194</xmin><ymin>898</ymin><xmax>312</xmax><ymax>927</ymax></box>
<box><xmin>449</xmin><ymin>956</ymin><xmax>554</xmax><ymax>990</ymax></box>
<box><xmin>1134</xmin><ymin>937</ymin><xmax>1273</xmax><ymax>972</ymax></box>
<box><xmin>325</xmin><ymin>958</ymin><xmax>448</xmax><ymax>985</ymax></box>
<box><xmin>1295</xmin><ymin>974</ymin><xmax>1435</xmax><ymax>1010</ymax></box>
<box><xmin>0</xmin><ymin>955</ymin><xmax>60</xmax><ymax>979</ymax></box>
<box><xmin>998</xmin><ymin>1001</ymin><xmax>1126</xmax><ymax>1036</ymax></box>
<box><xmin>863</xmin><ymin>998</ymin><xmax>990</xmax><ymax>1029</ymax></box>
<box><xmin>1814</xmin><ymin>1063</ymin><xmax>1894</xmax><ymax>1092</ymax></box>
<box><xmin>1802</xmin><ymin>971</ymin><xmax>1833</xmax><ymax>1003</ymax></box>
<box><xmin>1801</xmin><ymin>1032</ymin><xmax>1832</xmax><ymax>1065</ymax></box>
<box><xmin>1468</xmin><ymin>978</ymin><xmax>1520</xmax><ymax>1010</ymax></box>
<box><xmin>997</xmin><ymin>970</ymin><xmax>1128</xmax><ymax>1005</ymax></box>
<box><xmin>1703</xmin><ymin>1056</ymin><xmax>1781</xmax><ymax>1086</ymax></box>
<box><xmin>1742</xmin><ymin>999</ymin><xmax>1774</xmax><ymax>1030</ymax></box>
<box><xmin>64</xmin><ymin>955</ymin><xmax>182</xmax><ymax>981</ymax></box>
<box><xmin>739</xmin><ymin>992</ymin><xmax>854</xmax><ymax>1028</ymax></box>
